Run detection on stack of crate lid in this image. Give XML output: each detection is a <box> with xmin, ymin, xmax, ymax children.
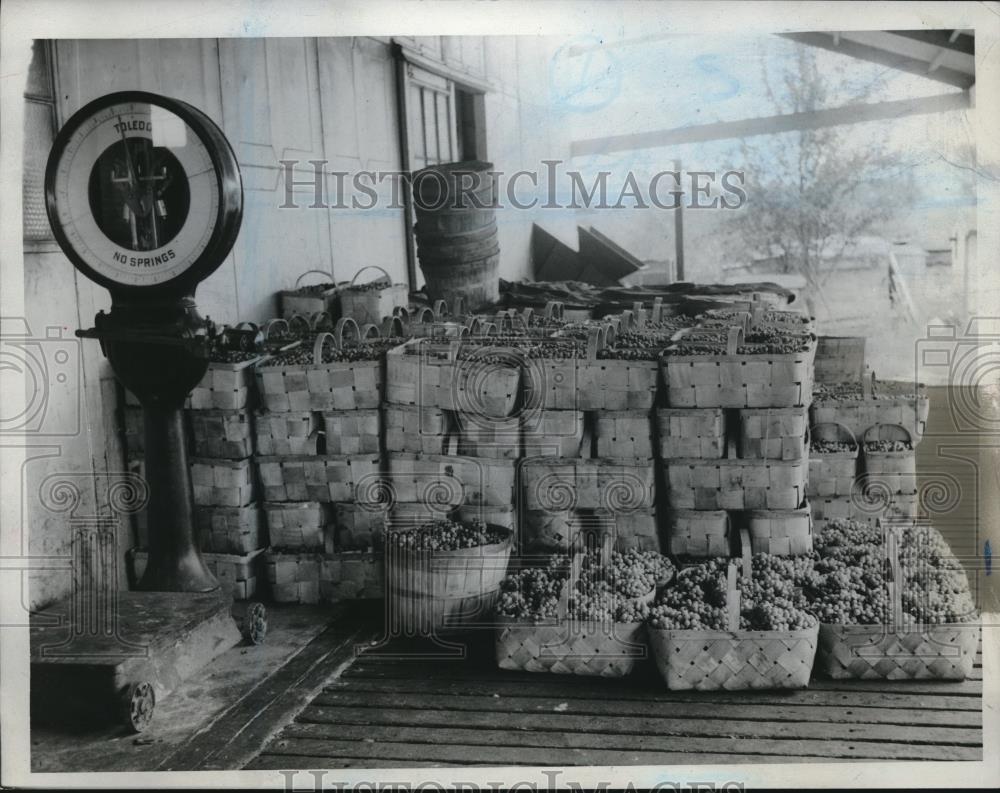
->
<box><xmin>659</xmin><ymin>301</ymin><xmax>815</xmax><ymax>557</ymax></box>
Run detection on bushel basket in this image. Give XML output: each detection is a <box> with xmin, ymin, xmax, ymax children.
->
<box><xmin>385</xmin><ymin>523</ymin><xmax>512</xmax><ymax>635</ymax></box>
<box><xmin>338</xmin><ymin>265</ymin><xmax>409</xmax><ymax>326</ymax></box>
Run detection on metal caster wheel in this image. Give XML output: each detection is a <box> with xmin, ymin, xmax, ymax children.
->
<box><xmin>241</xmin><ymin>601</ymin><xmax>267</xmax><ymax>645</ymax></box>
<box><xmin>120</xmin><ymin>681</ymin><xmax>155</xmax><ymax>733</ymax></box>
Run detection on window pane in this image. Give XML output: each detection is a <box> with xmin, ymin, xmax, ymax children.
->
<box><xmin>23</xmin><ymin>100</ymin><xmax>55</xmax><ymax>240</ymax></box>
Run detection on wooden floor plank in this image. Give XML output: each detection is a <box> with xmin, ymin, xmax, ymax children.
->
<box><xmin>323</xmin><ymin>679</ymin><xmax>981</xmax><ymax>727</ymax></box>
<box><xmin>346</xmin><ymin>659</ymin><xmax>983</xmax><ymax>695</ymax></box>
<box><xmin>280</xmin><ymin>720</ymin><xmax>982</xmax><ymax>759</ymax></box>
<box><xmin>260</xmin><ymin>733</ymin><xmax>982</xmax><ymax>763</ymax></box>
<box><xmin>340</xmin><ymin>668</ymin><xmax>982</xmax><ymax>711</ymax></box>
<box><xmin>301</xmin><ymin>698</ymin><xmax>982</xmax><ymax>747</ymax></box>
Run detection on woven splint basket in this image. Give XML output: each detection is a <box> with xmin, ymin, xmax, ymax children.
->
<box><xmin>662</xmin><ymin>326</ymin><xmax>815</xmax><ymax>408</ymax></box>
<box><xmin>255</xmin><ymin>319</ymin><xmax>387</xmax><ymax>412</ymax></box>
<box><xmin>815</xmin><ymin>523</ymin><xmax>979</xmax><ymax>680</ymax></box>
<box><xmin>523</xmin><ymin>324</ymin><xmax>659</xmax><ymax>411</ymax></box>
<box><xmin>861</xmin><ymin>424</ymin><xmax>917</xmax><ymax>495</ymax></box>
<box><xmin>737</xmin><ymin>406</ymin><xmax>808</xmax><ymax>461</ymax></box>
<box><xmin>656</xmin><ymin>408</ymin><xmax>725</xmax><ymax>459</ymax></box>
<box><xmin>807</xmin><ymin>422</ymin><xmax>858</xmax><ymax>498</ymax></box>
<box><xmin>496</xmin><ymin>547</ymin><xmax>653</xmax><ymax>677</ymax></box>
<box><xmin>662</xmin><ymin>455</ymin><xmax>807</xmax><ymax>510</ymax></box>
<box><xmin>385</xmin><ymin>337</ymin><xmax>521</xmax><ymax>417</ymax></box>
<box><xmin>649</xmin><ymin>537</ymin><xmax>819</xmax><ymax>690</ymax></box>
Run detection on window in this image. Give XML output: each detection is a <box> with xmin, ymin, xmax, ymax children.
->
<box><xmin>23</xmin><ymin>40</ymin><xmax>58</xmax><ymax>241</ymax></box>
<box><xmin>454</xmin><ymin>87</ymin><xmax>486</xmax><ymax>161</ymax></box>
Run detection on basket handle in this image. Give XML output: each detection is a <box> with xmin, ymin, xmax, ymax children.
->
<box><xmin>586</xmin><ymin>326</ymin><xmax>606</xmax><ymax>361</ymax></box>
<box><xmin>632</xmin><ymin>302</ymin><xmax>647</xmax><ymax>329</ymax></box>
<box><xmin>557</xmin><ymin>552</ymin><xmax>585</xmax><ymax>621</ymax></box>
<box><xmin>651</xmin><ymin>297</ymin><xmax>663</xmax><ymax>324</ymax></box>
<box><xmin>333</xmin><ymin>317</ymin><xmax>361</xmax><ymax>349</ymax></box>
<box><xmin>578</xmin><ymin>420</ymin><xmax>593</xmax><ymax>459</ymax></box>
<box><xmin>452</xmin><ymin>296</ymin><xmax>467</xmax><ymax>317</ymax></box>
<box><xmin>261</xmin><ymin>317</ymin><xmax>289</xmax><ymax>342</ymax></box>
<box><xmin>287</xmin><ymin>313</ymin><xmax>312</xmax><ymax>338</ymax></box>
<box><xmin>358</xmin><ymin>322</ymin><xmax>381</xmax><ymax>341</ymax></box>
<box><xmin>520</xmin><ymin>307</ymin><xmax>534</xmax><ymax>325</ymax></box>
<box><xmin>433</xmin><ymin>299</ymin><xmax>448</xmax><ymax>319</ymax></box>
<box><xmin>544</xmin><ymin>301</ymin><xmax>564</xmax><ymax>321</ymax></box>
<box><xmin>294</xmin><ymin>269</ymin><xmax>336</xmax><ymax>289</ymax></box>
<box><xmin>726</xmin><ymin>562</ymin><xmax>740</xmax><ymax>632</ymax></box>
<box><xmin>880</xmin><ymin>519</ymin><xmax>905</xmax><ymax>631</ymax></box>
<box><xmin>726</xmin><ymin>325</ymin><xmax>743</xmax><ymax>356</ymax></box>
<box><xmin>312</xmin><ymin>331</ymin><xmax>335</xmax><ymax>364</ymax></box>
<box><xmin>381</xmin><ymin>315</ymin><xmax>405</xmax><ymax>338</ymax></box>
<box><xmin>862</xmin><ymin>369</ymin><xmax>875</xmax><ymax>399</ymax></box>
<box><xmin>861</xmin><ymin>422</ymin><xmax>912</xmax><ymax>447</ymax></box>
<box><xmin>393</xmin><ymin>305</ymin><xmax>411</xmax><ymax>322</ymax></box>
<box><xmin>349</xmin><ymin>265</ymin><xmax>393</xmax><ymax>288</ymax></box>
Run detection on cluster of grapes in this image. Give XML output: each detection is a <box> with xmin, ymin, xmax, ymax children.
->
<box><xmin>740</xmin><ymin>554</ymin><xmax>819</xmax><ymax>630</ymax></box>
<box><xmin>649</xmin><ymin>555</ymin><xmax>818</xmax><ymax>631</ymax></box>
<box><xmin>806</xmin><ymin>520</ymin><xmax>978</xmax><ymax>625</ymax></box>
<box><xmin>813</xmin><ymin>382</ymin><xmax>865</xmax><ymax>401</ymax></box>
<box><xmin>524</xmin><ymin>341</ymin><xmax>588</xmax><ymax>360</ymax></box>
<box><xmin>811</xmin><ymin>440</ymin><xmax>857</xmax><ymax>454</ymax></box>
<box><xmin>864</xmin><ymin>439</ymin><xmax>912</xmax><ymax>453</ymax></box>
<box><xmin>648</xmin><ymin>560</ymin><xmax>729</xmax><ymax>630</ymax></box>
<box><xmin>345</xmin><ymin>280</ymin><xmax>391</xmax><ymax>293</ymax></box>
<box><xmin>898</xmin><ymin>524</ymin><xmax>978</xmax><ymax>624</ymax></box>
<box><xmin>760</xmin><ymin>311</ymin><xmax>811</xmax><ymax>326</ymax></box>
<box><xmin>496</xmin><ymin>556</ymin><xmax>569</xmax><ymax>620</ymax></box>
<box><xmin>387</xmin><ymin>518</ymin><xmax>508</xmax><ymax>551</ymax></box>
<box><xmin>737</xmin><ymin>329</ymin><xmax>811</xmax><ymax>355</ymax></box>
<box><xmin>663</xmin><ymin>342</ymin><xmax>731</xmax><ymax>357</ymax></box>
<box><xmin>291</xmin><ymin>282</ymin><xmax>336</xmax><ymax>295</ymax></box>
<box><xmin>814</xmin><ymin>519</ymin><xmax>884</xmax><ymax>558</ymax></box>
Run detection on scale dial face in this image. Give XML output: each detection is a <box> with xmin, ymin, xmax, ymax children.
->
<box><xmin>46</xmin><ymin>92</ymin><xmax>242</xmax><ymax>294</ymax></box>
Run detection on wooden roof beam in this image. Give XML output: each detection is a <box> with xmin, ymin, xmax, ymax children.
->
<box><xmin>779</xmin><ymin>32</ymin><xmax>974</xmax><ymax>89</ymax></box>
<box><xmin>889</xmin><ymin>29</ymin><xmax>974</xmax><ymax>56</ymax></box>
<box><xmin>570</xmin><ymin>91</ymin><xmax>970</xmax><ymax>157</ymax></box>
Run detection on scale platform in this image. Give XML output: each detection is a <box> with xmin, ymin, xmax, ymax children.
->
<box><xmin>30</xmin><ymin>590</ymin><xmax>247</xmax><ymax>732</ymax></box>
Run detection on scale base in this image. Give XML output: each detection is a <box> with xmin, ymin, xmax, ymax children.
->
<box><xmin>30</xmin><ymin>591</ymin><xmax>241</xmax><ymax>731</ymax></box>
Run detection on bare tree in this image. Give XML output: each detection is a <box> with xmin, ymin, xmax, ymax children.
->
<box><xmin>729</xmin><ymin>44</ymin><xmax>917</xmax><ymax>295</ymax></box>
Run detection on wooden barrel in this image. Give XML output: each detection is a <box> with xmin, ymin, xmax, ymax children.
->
<box><xmin>412</xmin><ymin>160</ymin><xmax>495</xmax><ymax>209</ymax></box>
<box><xmin>414</xmin><ymin>219</ymin><xmax>498</xmax><ymax>247</ymax></box>
<box><xmin>417</xmin><ymin>233</ymin><xmax>500</xmax><ymax>264</ymax></box>
<box><xmin>419</xmin><ymin>252</ymin><xmax>500</xmax><ymax>310</ymax></box>
<box><xmin>385</xmin><ymin>525</ymin><xmax>512</xmax><ymax>635</ymax></box>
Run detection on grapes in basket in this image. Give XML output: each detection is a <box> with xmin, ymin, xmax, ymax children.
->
<box><xmin>864</xmin><ymin>439</ymin><xmax>912</xmax><ymax>452</ymax></box>
<box><xmin>496</xmin><ymin>556</ymin><xmax>569</xmax><ymax>620</ymax></box>
<box><xmin>208</xmin><ymin>348</ymin><xmax>260</xmax><ymax>364</ymax></box>
<box><xmin>804</xmin><ymin>520</ymin><xmax>978</xmax><ymax>625</ymax></box>
<box><xmin>811</xmin><ymin>439</ymin><xmax>856</xmax><ymax>454</ymax></box>
<box><xmin>649</xmin><ymin>555</ymin><xmax>818</xmax><ymax>631</ymax></box>
<box><xmin>387</xmin><ymin>518</ymin><xmax>508</xmax><ymax>551</ymax></box>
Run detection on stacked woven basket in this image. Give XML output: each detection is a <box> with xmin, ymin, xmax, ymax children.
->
<box><xmin>412</xmin><ymin>160</ymin><xmax>500</xmax><ymax>310</ymax></box>
<box><xmin>659</xmin><ymin>303</ymin><xmax>816</xmax><ymax>560</ymax></box>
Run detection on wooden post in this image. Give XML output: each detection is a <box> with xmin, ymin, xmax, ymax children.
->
<box><xmin>674</xmin><ymin>158</ymin><xmax>685</xmax><ymax>281</ymax></box>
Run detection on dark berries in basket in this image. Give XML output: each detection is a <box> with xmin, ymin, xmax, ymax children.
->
<box><xmin>292</xmin><ymin>283</ymin><xmax>336</xmax><ymax>295</ymax></box>
<box><xmin>864</xmin><ymin>439</ymin><xmax>912</xmax><ymax>453</ymax></box>
<box><xmin>811</xmin><ymin>440</ymin><xmax>856</xmax><ymax>454</ymax></box>
<box><xmin>209</xmin><ymin>349</ymin><xmax>259</xmax><ymax>364</ymax></box>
